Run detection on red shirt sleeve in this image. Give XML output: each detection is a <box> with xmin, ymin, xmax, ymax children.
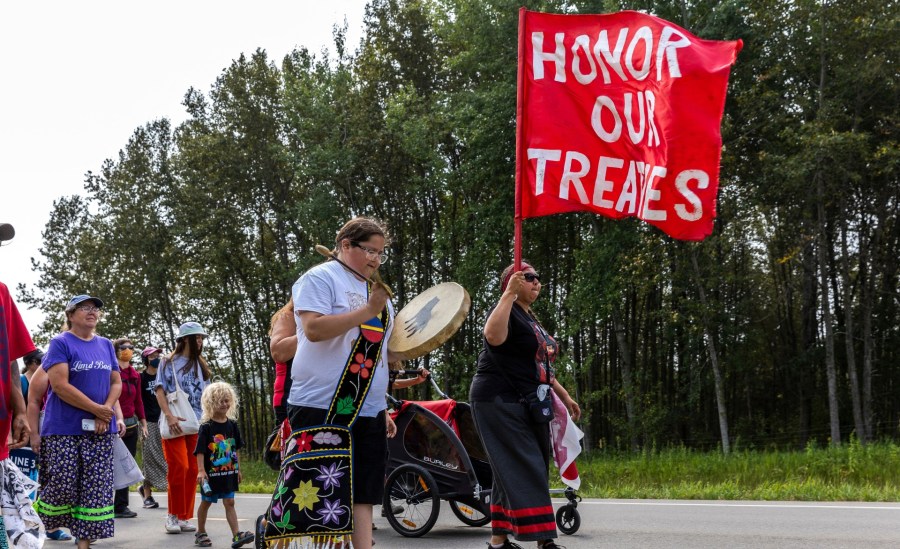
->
<box><xmin>1</xmin><ymin>282</ymin><xmax>35</xmax><ymax>361</ymax></box>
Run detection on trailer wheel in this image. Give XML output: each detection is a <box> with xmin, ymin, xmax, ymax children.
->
<box><xmin>556</xmin><ymin>504</ymin><xmax>581</xmax><ymax>535</ymax></box>
<box><xmin>383</xmin><ymin>464</ymin><xmax>440</xmax><ymax>537</ymax></box>
<box><xmin>449</xmin><ymin>500</ymin><xmax>491</xmax><ymax>527</ymax></box>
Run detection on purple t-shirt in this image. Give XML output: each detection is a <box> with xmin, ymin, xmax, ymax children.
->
<box><xmin>42</xmin><ymin>332</ymin><xmax>120</xmax><ymax>435</ymax></box>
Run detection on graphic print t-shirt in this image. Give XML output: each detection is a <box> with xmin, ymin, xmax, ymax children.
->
<box><xmin>140</xmin><ymin>369</ymin><xmax>162</xmax><ymax>422</ymax></box>
<box><xmin>469</xmin><ymin>303</ymin><xmax>558</xmax><ymax>403</ymax></box>
<box><xmin>194</xmin><ymin>419</ymin><xmax>243</xmax><ymax>494</ymax></box>
<box><xmin>42</xmin><ymin>332</ymin><xmax>120</xmax><ymax>435</ymax></box>
<box><xmin>155</xmin><ymin>355</ymin><xmax>208</xmax><ymax>421</ymax></box>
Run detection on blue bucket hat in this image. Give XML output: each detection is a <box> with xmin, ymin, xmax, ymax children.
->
<box><xmin>65</xmin><ymin>294</ymin><xmax>104</xmax><ymax>312</ymax></box>
<box><xmin>176</xmin><ymin>321</ymin><xmax>208</xmax><ymax>341</ymax></box>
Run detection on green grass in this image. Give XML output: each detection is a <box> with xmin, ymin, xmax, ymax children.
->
<box><xmin>550</xmin><ymin>439</ymin><xmax>900</xmax><ymax>501</ymax></box>
<box><xmin>130</xmin><ymin>449</ymin><xmax>277</xmax><ymax>495</ymax></box>
<box><xmin>239</xmin><ymin>459</ymin><xmax>279</xmax><ymax>494</ymax></box>
<box><xmin>229</xmin><ymin>440</ymin><xmax>900</xmax><ymax>501</ymax></box>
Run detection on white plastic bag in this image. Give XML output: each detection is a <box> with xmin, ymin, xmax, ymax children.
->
<box><xmin>113</xmin><ymin>436</ymin><xmax>144</xmax><ymax>490</ymax></box>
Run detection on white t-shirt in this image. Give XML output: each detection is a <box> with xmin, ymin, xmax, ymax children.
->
<box><xmin>287</xmin><ymin>260</ymin><xmax>394</xmax><ymax>417</ymax></box>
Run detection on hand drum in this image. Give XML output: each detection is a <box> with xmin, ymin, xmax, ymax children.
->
<box><xmin>388</xmin><ymin>282</ymin><xmax>471</xmax><ymax>361</ymax></box>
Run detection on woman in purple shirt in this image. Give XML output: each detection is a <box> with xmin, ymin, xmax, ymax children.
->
<box><xmin>35</xmin><ymin>295</ymin><xmax>123</xmax><ymax>549</ymax></box>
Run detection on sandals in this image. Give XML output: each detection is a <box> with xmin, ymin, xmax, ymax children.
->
<box><xmin>231</xmin><ymin>531</ymin><xmax>254</xmax><ymax>549</ymax></box>
<box><xmin>195</xmin><ymin>532</ymin><xmax>212</xmax><ymax>547</ymax></box>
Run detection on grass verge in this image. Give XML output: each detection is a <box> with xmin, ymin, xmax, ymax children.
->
<box><xmin>551</xmin><ymin>439</ymin><xmax>900</xmax><ymax>501</ymax></box>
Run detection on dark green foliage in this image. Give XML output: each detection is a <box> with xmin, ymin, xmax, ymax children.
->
<box><xmin>23</xmin><ymin>0</ymin><xmax>899</xmax><ymax>455</ymax></box>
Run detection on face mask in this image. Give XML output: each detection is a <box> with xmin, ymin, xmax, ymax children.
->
<box><xmin>118</xmin><ymin>349</ymin><xmax>134</xmax><ymax>362</ymax></box>
<box><xmin>149</xmin><ymin>358</ymin><xmax>160</xmax><ymax>368</ymax></box>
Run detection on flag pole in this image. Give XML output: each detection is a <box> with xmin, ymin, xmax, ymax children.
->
<box><xmin>514</xmin><ymin>7</ymin><xmax>526</xmax><ymax>271</ymax></box>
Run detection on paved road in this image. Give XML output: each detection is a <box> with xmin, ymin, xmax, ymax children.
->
<box><xmin>91</xmin><ymin>494</ymin><xmax>899</xmax><ymax>548</ymax></box>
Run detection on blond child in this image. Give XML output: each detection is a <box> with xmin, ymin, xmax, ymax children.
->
<box><xmin>193</xmin><ymin>382</ymin><xmax>253</xmax><ymax>548</ymax></box>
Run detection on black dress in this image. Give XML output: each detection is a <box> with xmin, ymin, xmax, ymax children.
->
<box><xmin>470</xmin><ymin>302</ymin><xmax>560</xmax><ymax>542</ymax></box>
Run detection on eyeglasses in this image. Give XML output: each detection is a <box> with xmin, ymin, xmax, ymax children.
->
<box><xmin>351</xmin><ymin>241</ymin><xmax>388</xmax><ymax>264</ymax></box>
<box><xmin>118</xmin><ymin>345</ymin><xmax>135</xmax><ymax>351</ymax></box>
<box><xmin>76</xmin><ymin>305</ymin><xmax>101</xmax><ymax>313</ymax></box>
<box><xmin>524</xmin><ymin>273</ymin><xmax>541</xmax><ymax>283</ymax></box>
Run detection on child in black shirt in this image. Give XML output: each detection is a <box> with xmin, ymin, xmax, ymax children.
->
<box><xmin>194</xmin><ymin>382</ymin><xmax>253</xmax><ymax>548</ymax></box>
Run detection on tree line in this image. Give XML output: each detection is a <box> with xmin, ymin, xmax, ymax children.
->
<box><xmin>19</xmin><ymin>0</ymin><xmax>898</xmax><ymax>457</ymax></box>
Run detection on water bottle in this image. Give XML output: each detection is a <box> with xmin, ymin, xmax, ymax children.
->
<box><xmin>201</xmin><ymin>478</ymin><xmax>212</xmax><ymax>496</ymax></box>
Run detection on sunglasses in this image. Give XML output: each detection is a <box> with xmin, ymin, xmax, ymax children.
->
<box><xmin>118</xmin><ymin>345</ymin><xmax>135</xmax><ymax>351</ymax></box>
<box><xmin>524</xmin><ymin>273</ymin><xmax>541</xmax><ymax>283</ymax></box>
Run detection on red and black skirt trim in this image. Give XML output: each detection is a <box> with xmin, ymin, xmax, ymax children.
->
<box><xmin>490</xmin><ymin>503</ymin><xmax>556</xmax><ymax>538</ymax></box>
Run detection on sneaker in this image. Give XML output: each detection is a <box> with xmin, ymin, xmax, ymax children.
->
<box><xmin>165</xmin><ymin>514</ymin><xmax>181</xmax><ymax>534</ymax></box>
<box><xmin>230</xmin><ymin>531</ymin><xmax>254</xmax><ymax>549</ymax></box>
<box><xmin>46</xmin><ymin>529</ymin><xmax>73</xmax><ymax>541</ymax></box>
<box><xmin>179</xmin><ymin>520</ymin><xmax>197</xmax><ymax>532</ymax></box>
<box><xmin>142</xmin><ymin>496</ymin><xmax>159</xmax><ymax>509</ymax></box>
<box><xmin>538</xmin><ymin>542</ymin><xmax>566</xmax><ymax>549</ymax></box>
<box><xmin>486</xmin><ymin>541</ymin><xmax>523</xmax><ymax>549</ymax></box>
<box><xmin>115</xmin><ymin>507</ymin><xmax>137</xmax><ymax>518</ymax></box>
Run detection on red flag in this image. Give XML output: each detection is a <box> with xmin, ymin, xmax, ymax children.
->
<box><xmin>515</xmin><ymin>9</ymin><xmax>742</xmax><ymax>241</ymax></box>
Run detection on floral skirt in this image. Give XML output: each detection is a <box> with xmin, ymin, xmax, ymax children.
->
<box><xmin>35</xmin><ymin>434</ymin><xmax>114</xmax><ymax>540</ymax></box>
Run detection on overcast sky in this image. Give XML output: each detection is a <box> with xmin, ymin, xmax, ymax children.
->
<box><xmin>0</xmin><ymin>1</ymin><xmax>368</xmax><ymax>336</ymax></box>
